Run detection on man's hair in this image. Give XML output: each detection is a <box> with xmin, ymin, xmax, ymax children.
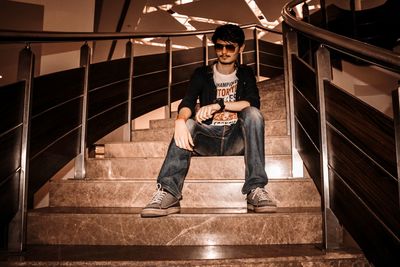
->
<box><xmin>211</xmin><ymin>24</ymin><xmax>245</xmax><ymax>47</ymax></box>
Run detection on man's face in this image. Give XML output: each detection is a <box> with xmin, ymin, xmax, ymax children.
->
<box><xmin>214</xmin><ymin>39</ymin><xmax>244</xmax><ymax>65</ymax></box>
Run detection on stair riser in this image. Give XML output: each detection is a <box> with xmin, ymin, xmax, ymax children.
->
<box><xmin>150</xmin><ymin>118</ymin><xmax>287</xmax><ymax>133</ymax></box>
<box><xmin>104</xmin><ymin>137</ymin><xmax>290</xmax><ymax>158</ymax></box>
<box><xmin>148</xmin><ymin>117</ymin><xmax>286</xmax><ymax>132</ymax></box>
<box><xmin>27</xmin><ymin>213</ymin><xmax>322</xmax><ymax>246</ymax></box>
<box><xmin>132</xmin><ymin>121</ymin><xmax>287</xmax><ymax>142</ymax></box>
<box><xmin>260</xmin><ymin>99</ymin><xmax>285</xmax><ymax>111</ymax></box>
<box><xmin>148</xmin><ymin>111</ymin><xmax>287</xmax><ymax>124</ymax></box>
<box><xmin>259</xmin><ymin>90</ymin><xmax>285</xmax><ymax>101</ymax></box>
<box><xmin>86</xmin><ymin>156</ymin><xmax>292</xmax><ymax>179</ymax></box>
<box><xmin>49</xmin><ymin>180</ymin><xmax>320</xmax><ymax>208</ymax></box>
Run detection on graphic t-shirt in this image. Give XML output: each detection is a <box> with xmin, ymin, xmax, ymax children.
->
<box><xmin>211</xmin><ymin>64</ymin><xmax>238</xmax><ymax>126</ymax></box>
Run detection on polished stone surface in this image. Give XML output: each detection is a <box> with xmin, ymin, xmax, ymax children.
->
<box><xmin>149</xmin><ymin>118</ymin><xmax>286</xmax><ymax>135</ymax></box>
<box><xmin>103</xmin><ymin>136</ymin><xmax>290</xmax><ymax>158</ymax></box>
<box><xmin>27</xmin><ymin>207</ymin><xmax>322</xmax><ymax>246</ymax></box>
<box><xmin>3</xmin><ymin>76</ymin><xmax>371</xmax><ymax>266</ymax></box>
<box><xmin>49</xmin><ymin>178</ymin><xmax>320</xmax><ymax>208</ymax></box>
<box><xmin>132</xmin><ymin>120</ymin><xmax>287</xmax><ymax>142</ymax></box>
<box><xmin>85</xmin><ymin>155</ymin><xmax>292</xmax><ymax>179</ymax></box>
<box><xmin>0</xmin><ymin>244</ymin><xmax>370</xmax><ymax>266</ymax></box>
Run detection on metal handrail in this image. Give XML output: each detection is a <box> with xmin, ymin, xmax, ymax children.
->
<box><xmin>282</xmin><ymin>0</ymin><xmax>400</xmax><ymax>72</ymax></box>
<box><xmin>282</xmin><ymin>0</ymin><xmax>400</xmax><ymax>260</ymax></box>
<box><xmin>0</xmin><ymin>23</ymin><xmax>282</xmax><ymax>43</ymax></box>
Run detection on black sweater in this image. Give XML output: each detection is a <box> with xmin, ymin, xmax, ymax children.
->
<box><xmin>178</xmin><ymin>63</ymin><xmax>261</xmax><ymax>120</ymax></box>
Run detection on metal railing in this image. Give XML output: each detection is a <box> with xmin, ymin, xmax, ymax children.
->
<box><xmin>0</xmin><ymin>24</ymin><xmax>283</xmax><ymax>252</ymax></box>
<box><xmin>283</xmin><ymin>0</ymin><xmax>400</xmax><ymax>265</ymax></box>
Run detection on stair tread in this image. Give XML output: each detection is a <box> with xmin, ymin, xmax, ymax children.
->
<box><xmin>85</xmin><ymin>154</ymin><xmax>292</xmax><ymax>179</ymax></box>
<box><xmin>29</xmin><ymin>206</ymin><xmax>320</xmax><ymax>215</ymax></box>
<box><xmin>27</xmin><ymin>207</ymin><xmax>323</xmax><ymax>246</ymax></box>
<box><xmin>89</xmin><ymin>154</ymin><xmax>291</xmax><ymax>159</ymax></box>
<box><xmin>49</xmin><ymin>178</ymin><xmax>320</xmax><ymax>209</ymax></box>
<box><xmin>0</xmin><ymin>244</ymin><xmax>366</xmax><ymax>265</ymax></box>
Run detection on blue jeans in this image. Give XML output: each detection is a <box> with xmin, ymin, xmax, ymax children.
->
<box><xmin>157</xmin><ymin>106</ymin><xmax>268</xmax><ymax>199</ymax></box>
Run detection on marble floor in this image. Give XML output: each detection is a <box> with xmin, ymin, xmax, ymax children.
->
<box><xmin>0</xmin><ymin>243</ymin><xmax>369</xmax><ymax>266</ymax></box>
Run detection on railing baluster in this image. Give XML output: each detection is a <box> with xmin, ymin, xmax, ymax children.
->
<box><xmin>302</xmin><ymin>2</ymin><xmax>313</xmax><ymax>66</ymax></box>
<box><xmin>320</xmin><ymin>0</ymin><xmax>327</xmax><ymax>29</ymax></box>
<box><xmin>315</xmin><ymin>45</ymin><xmax>342</xmax><ymax>250</ymax></box>
<box><xmin>8</xmin><ymin>45</ymin><xmax>34</xmax><ymax>252</ymax></box>
<box><xmin>165</xmin><ymin>38</ymin><xmax>172</xmax><ymax>119</ymax></box>
<box><xmin>125</xmin><ymin>39</ymin><xmax>134</xmax><ymax>139</ymax></box>
<box><xmin>253</xmin><ymin>27</ymin><xmax>260</xmax><ymax>81</ymax></box>
<box><xmin>392</xmin><ymin>81</ymin><xmax>400</xmax><ymax>206</ymax></box>
<box><xmin>203</xmin><ymin>34</ymin><xmax>208</xmax><ymax>66</ymax></box>
<box><xmin>74</xmin><ymin>42</ymin><xmax>91</xmax><ymax>179</ymax></box>
<box><xmin>283</xmin><ymin>23</ymin><xmax>303</xmax><ymax>178</ymax></box>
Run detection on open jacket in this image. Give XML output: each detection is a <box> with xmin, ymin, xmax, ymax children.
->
<box><xmin>178</xmin><ymin>63</ymin><xmax>261</xmax><ymax>124</ymax></box>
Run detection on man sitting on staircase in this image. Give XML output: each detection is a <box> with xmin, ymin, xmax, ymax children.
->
<box><xmin>141</xmin><ymin>24</ymin><xmax>277</xmax><ymax>218</ymax></box>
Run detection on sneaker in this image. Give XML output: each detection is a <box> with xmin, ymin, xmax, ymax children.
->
<box><xmin>141</xmin><ymin>184</ymin><xmax>181</xmax><ymax>218</ymax></box>
<box><xmin>247</xmin><ymin>187</ymin><xmax>277</xmax><ymax>213</ymax></box>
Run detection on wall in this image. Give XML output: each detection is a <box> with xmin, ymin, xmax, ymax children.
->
<box><xmin>0</xmin><ymin>0</ymin><xmax>43</xmax><ymax>86</ymax></box>
<box><xmin>332</xmin><ymin>61</ymin><xmax>400</xmax><ymax>117</ymax></box>
<box><xmin>11</xmin><ymin>0</ymin><xmax>95</xmax><ymax>75</ymax></box>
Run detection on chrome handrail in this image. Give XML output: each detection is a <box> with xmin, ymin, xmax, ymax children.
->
<box><xmin>282</xmin><ymin>0</ymin><xmax>400</xmax><ymax>258</ymax></box>
<box><xmin>0</xmin><ymin>23</ymin><xmax>282</xmax><ymax>43</ymax></box>
<box><xmin>282</xmin><ymin>0</ymin><xmax>400</xmax><ymax>72</ymax></box>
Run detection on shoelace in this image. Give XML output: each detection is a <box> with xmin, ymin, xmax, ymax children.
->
<box><xmin>251</xmin><ymin>187</ymin><xmax>272</xmax><ymax>202</ymax></box>
<box><xmin>149</xmin><ymin>184</ymin><xmax>167</xmax><ymax>204</ymax></box>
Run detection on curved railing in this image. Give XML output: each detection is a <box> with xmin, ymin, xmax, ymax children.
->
<box><xmin>0</xmin><ymin>24</ymin><xmax>284</xmax><ymax>251</ymax></box>
<box><xmin>282</xmin><ymin>1</ymin><xmax>400</xmax><ymax>266</ymax></box>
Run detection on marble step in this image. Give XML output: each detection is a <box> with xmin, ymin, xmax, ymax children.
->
<box><xmin>260</xmin><ymin>98</ymin><xmax>286</xmax><ymax>111</ymax></box>
<box><xmin>49</xmin><ymin>178</ymin><xmax>320</xmax><ymax>209</ymax></box>
<box><xmin>132</xmin><ymin>120</ymin><xmax>287</xmax><ymax>142</ymax></box>
<box><xmin>150</xmin><ymin>118</ymin><xmax>287</xmax><ymax>132</ymax></box>
<box><xmin>103</xmin><ymin>136</ymin><xmax>290</xmax><ymax>158</ymax></box>
<box><xmin>158</xmin><ymin>107</ymin><xmax>287</xmax><ymax>123</ymax></box>
<box><xmin>0</xmin><ymin>244</ymin><xmax>369</xmax><ymax>267</ymax></box>
<box><xmin>27</xmin><ymin>207</ymin><xmax>322</xmax><ymax>246</ymax></box>
<box><xmin>259</xmin><ymin>89</ymin><xmax>285</xmax><ymax>101</ymax></box>
<box><xmin>86</xmin><ymin>155</ymin><xmax>292</xmax><ymax>179</ymax></box>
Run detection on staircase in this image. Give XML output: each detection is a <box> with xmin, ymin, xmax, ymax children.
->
<box><xmin>3</xmin><ymin>76</ymin><xmax>370</xmax><ymax>266</ymax></box>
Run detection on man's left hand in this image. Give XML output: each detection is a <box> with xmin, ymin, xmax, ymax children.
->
<box><xmin>195</xmin><ymin>103</ymin><xmax>220</xmax><ymax>123</ymax></box>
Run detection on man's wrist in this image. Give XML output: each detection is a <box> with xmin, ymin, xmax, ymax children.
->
<box><xmin>214</xmin><ymin>98</ymin><xmax>225</xmax><ymax>111</ymax></box>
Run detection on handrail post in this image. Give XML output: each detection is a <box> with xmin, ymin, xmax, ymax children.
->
<box><xmin>8</xmin><ymin>44</ymin><xmax>34</xmax><ymax>252</ymax></box>
<box><xmin>203</xmin><ymin>34</ymin><xmax>208</xmax><ymax>66</ymax></box>
<box><xmin>392</xmin><ymin>81</ymin><xmax>400</xmax><ymax>206</ymax></box>
<box><xmin>253</xmin><ymin>27</ymin><xmax>260</xmax><ymax>81</ymax></box>
<box><xmin>302</xmin><ymin>2</ymin><xmax>313</xmax><ymax>66</ymax></box>
<box><xmin>125</xmin><ymin>39</ymin><xmax>134</xmax><ymax>140</ymax></box>
<box><xmin>320</xmin><ymin>0</ymin><xmax>327</xmax><ymax>29</ymax></box>
<box><xmin>350</xmin><ymin>0</ymin><xmax>358</xmax><ymax>39</ymax></box>
<box><xmin>315</xmin><ymin>45</ymin><xmax>342</xmax><ymax>250</ymax></box>
<box><xmin>165</xmin><ymin>38</ymin><xmax>172</xmax><ymax>119</ymax></box>
<box><xmin>74</xmin><ymin>42</ymin><xmax>91</xmax><ymax>179</ymax></box>
<box><xmin>283</xmin><ymin>23</ymin><xmax>302</xmax><ymax>178</ymax></box>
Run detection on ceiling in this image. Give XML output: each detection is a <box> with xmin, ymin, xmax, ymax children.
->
<box><xmin>94</xmin><ymin>0</ymin><xmax>293</xmax><ymax>61</ymax></box>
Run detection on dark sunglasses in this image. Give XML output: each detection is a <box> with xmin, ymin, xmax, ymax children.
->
<box><xmin>214</xmin><ymin>43</ymin><xmax>238</xmax><ymax>52</ymax></box>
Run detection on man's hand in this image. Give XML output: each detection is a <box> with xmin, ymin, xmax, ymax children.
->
<box><xmin>195</xmin><ymin>103</ymin><xmax>220</xmax><ymax>123</ymax></box>
<box><xmin>174</xmin><ymin>119</ymin><xmax>194</xmax><ymax>151</ymax></box>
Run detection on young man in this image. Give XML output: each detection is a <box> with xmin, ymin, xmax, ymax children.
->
<box><xmin>141</xmin><ymin>24</ymin><xmax>277</xmax><ymax>218</ymax></box>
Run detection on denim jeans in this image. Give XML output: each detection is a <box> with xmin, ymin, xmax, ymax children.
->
<box><xmin>157</xmin><ymin>106</ymin><xmax>268</xmax><ymax>199</ymax></box>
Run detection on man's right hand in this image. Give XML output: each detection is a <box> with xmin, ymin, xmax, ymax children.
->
<box><xmin>174</xmin><ymin>119</ymin><xmax>194</xmax><ymax>151</ymax></box>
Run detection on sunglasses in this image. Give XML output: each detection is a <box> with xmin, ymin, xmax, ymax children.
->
<box><xmin>214</xmin><ymin>43</ymin><xmax>238</xmax><ymax>52</ymax></box>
